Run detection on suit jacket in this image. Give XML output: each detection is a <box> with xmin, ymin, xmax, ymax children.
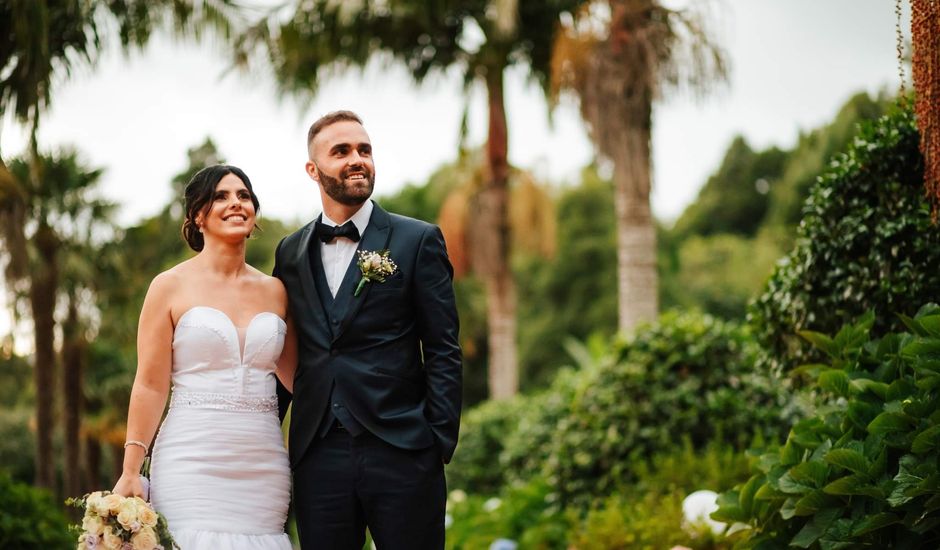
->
<box><xmin>273</xmin><ymin>202</ymin><xmax>462</xmax><ymax>467</ymax></box>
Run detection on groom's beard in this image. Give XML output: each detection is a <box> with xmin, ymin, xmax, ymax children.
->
<box><xmin>318</xmin><ymin>166</ymin><xmax>375</xmax><ymax>206</ymax></box>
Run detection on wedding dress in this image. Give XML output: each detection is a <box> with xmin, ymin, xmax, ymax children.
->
<box><xmin>150</xmin><ymin>306</ymin><xmax>292</xmax><ymax>549</ymax></box>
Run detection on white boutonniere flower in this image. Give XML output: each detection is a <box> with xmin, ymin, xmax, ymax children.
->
<box><xmin>355</xmin><ymin>250</ymin><xmax>399</xmax><ymax>296</ymax></box>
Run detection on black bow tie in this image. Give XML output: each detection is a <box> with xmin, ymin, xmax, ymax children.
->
<box><xmin>315</xmin><ymin>220</ymin><xmax>361</xmax><ymax>243</ymax></box>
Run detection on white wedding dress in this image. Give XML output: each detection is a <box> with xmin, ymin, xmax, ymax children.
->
<box><xmin>150</xmin><ymin>306</ymin><xmax>292</xmax><ymax>550</ymax></box>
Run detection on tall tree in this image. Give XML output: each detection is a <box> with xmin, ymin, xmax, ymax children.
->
<box><xmin>240</xmin><ymin>0</ymin><xmax>583</xmax><ymax>398</ymax></box>
<box><xmin>5</xmin><ymin>150</ymin><xmax>111</xmax><ymax>491</ymax></box>
<box><xmin>0</xmin><ymin>0</ymin><xmax>236</xmax><ymax>489</ymax></box>
<box><xmin>552</xmin><ymin>0</ymin><xmax>727</xmax><ymax>333</ymax></box>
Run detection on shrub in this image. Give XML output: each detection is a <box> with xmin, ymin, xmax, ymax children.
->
<box><xmin>544</xmin><ymin>311</ymin><xmax>791</xmax><ymax>504</ymax></box>
<box><xmin>0</xmin><ymin>472</ymin><xmax>73</xmax><ymax>549</ymax></box>
<box><xmin>715</xmin><ymin>304</ymin><xmax>940</xmax><ymax>548</ymax></box>
<box><xmin>447</xmin><ymin>396</ymin><xmax>530</xmax><ymax>493</ymax></box>
<box><xmin>0</xmin><ymin>408</ymin><xmax>35</xmax><ymax>483</ymax></box>
<box><xmin>750</xmin><ymin>106</ymin><xmax>940</xmax><ymax>374</ymax></box>
<box><xmin>447</xmin><ymin>442</ymin><xmax>753</xmax><ymax>550</ymax></box>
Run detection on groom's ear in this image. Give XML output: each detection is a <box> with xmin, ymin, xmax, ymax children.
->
<box><xmin>305</xmin><ymin>161</ymin><xmax>320</xmax><ymax>183</ymax></box>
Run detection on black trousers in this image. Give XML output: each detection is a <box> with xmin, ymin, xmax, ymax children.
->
<box><xmin>293</xmin><ymin>427</ymin><xmax>446</xmax><ymax>550</ymax></box>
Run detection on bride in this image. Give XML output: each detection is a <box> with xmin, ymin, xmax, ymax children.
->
<box><xmin>112</xmin><ymin>164</ymin><xmax>297</xmax><ymax>549</ymax></box>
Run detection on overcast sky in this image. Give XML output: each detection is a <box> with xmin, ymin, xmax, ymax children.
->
<box><xmin>0</xmin><ymin>0</ymin><xmax>912</xmax><ymax>347</ymax></box>
<box><xmin>0</xmin><ymin>0</ymin><xmax>909</xmax><ymax>227</ymax></box>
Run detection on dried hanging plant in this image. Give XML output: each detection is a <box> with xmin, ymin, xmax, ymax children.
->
<box><xmin>910</xmin><ymin>0</ymin><xmax>940</xmax><ymax>216</ymax></box>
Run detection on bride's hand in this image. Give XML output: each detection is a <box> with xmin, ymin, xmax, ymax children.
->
<box><xmin>112</xmin><ymin>472</ymin><xmax>146</xmax><ymax>498</ymax></box>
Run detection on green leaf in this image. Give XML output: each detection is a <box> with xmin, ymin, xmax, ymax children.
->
<box><xmin>779</xmin><ymin>472</ymin><xmax>814</xmax><ymax>495</ymax></box>
<box><xmin>739</xmin><ymin>474</ymin><xmax>763</xmax><ymax>516</ymax></box>
<box><xmin>799</xmin><ymin>330</ymin><xmax>838</xmax><ymax>357</ymax></box>
<box><xmin>898</xmin><ymin>313</ymin><xmax>929</xmax><ymax>336</ymax></box>
<box><xmin>911</xmin><ymin>425</ymin><xmax>940</xmax><ymax>454</ymax></box>
<box><xmin>822</xmin><ymin>474</ymin><xmax>867</xmax><ymax>495</ymax></box>
<box><xmin>754</xmin><ymin>482</ymin><xmax>788</xmax><ymax>501</ymax></box>
<box><xmin>868</xmin><ymin>412</ymin><xmax>911</xmax><ymax>435</ymax></box>
<box><xmin>851</xmin><ymin>512</ymin><xmax>900</xmax><ymax>536</ymax></box>
<box><xmin>901</xmin><ymin>337</ymin><xmax>940</xmax><ymax>358</ymax></box>
<box><xmin>789</xmin><ymin>461</ymin><xmax>830</xmax><ymax>488</ymax></box>
<box><xmin>919</xmin><ymin>315</ymin><xmax>940</xmax><ymax>337</ymax></box>
<box><xmin>848</xmin><ymin>378</ymin><xmax>889</xmax><ymax>399</ymax></box>
<box><xmin>824</xmin><ymin>448</ymin><xmax>871</xmax><ymax>475</ymax></box>
<box><xmin>791</xmin><ymin>508</ymin><xmax>842</xmax><ymax>548</ymax></box>
<box><xmin>818</xmin><ymin>369</ymin><xmax>850</xmax><ymax>397</ymax></box>
<box><xmin>790</xmin><ymin>520</ymin><xmax>824</xmax><ymax>548</ymax></box>
<box><xmin>794</xmin><ymin>490</ymin><xmax>836</xmax><ymax>516</ymax></box>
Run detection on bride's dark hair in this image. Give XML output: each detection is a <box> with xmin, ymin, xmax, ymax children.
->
<box><xmin>181</xmin><ymin>164</ymin><xmax>260</xmax><ymax>252</ymax></box>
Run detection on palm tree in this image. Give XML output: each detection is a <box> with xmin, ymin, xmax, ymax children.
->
<box><xmin>239</xmin><ymin>0</ymin><xmax>584</xmax><ymax>398</ymax></box>
<box><xmin>2</xmin><ymin>151</ymin><xmax>110</xmax><ymax>494</ymax></box>
<box><xmin>0</xmin><ymin>0</ymin><xmax>238</xmax><ymax>489</ymax></box>
<box><xmin>551</xmin><ymin>0</ymin><xmax>727</xmax><ymax>333</ymax></box>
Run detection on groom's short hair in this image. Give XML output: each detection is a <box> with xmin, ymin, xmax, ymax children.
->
<box><xmin>307</xmin><ymin>110</ymin><xmax>364</xmax><ymax>149</ymax></box>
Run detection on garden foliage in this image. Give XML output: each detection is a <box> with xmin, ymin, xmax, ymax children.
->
<box><xmin>715</xmin><ymin>304</ymin><xmax>940</xmax><ymax>548</ymax></box>
<box><xmin>0</xmin><ymin>472</ymin><xmax>73</xmax><ymax>549</ymax></box>
<box><xmin>449</xmin><ymin>311</ymin><xmax>791</xmax><ymax>504</ymax></box>
<box><xmin>751</xmin><ymin>107</ymin><xmax>940</xmax><ymax>374</ymax></box>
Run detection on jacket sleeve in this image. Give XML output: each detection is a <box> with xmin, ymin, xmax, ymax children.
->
<box><xmin>413</xmin><ymin>225</ymin><xmax>462</xmax><ymax>463</ymax></box>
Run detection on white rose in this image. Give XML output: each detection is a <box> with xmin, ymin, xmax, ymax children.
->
<box><xmin>82</xmin><ymin>515</ymin><xmax>105</xmax><ymax>536</ymax></box>
<box><xmin>132</xmin><ymin>526</ymin><xmax>158</xmax><ymax>550</ymax></box>
<box><xmin>136</xmin><ymin>504</ymin><xmax>158</xmax><ymax>528</ymax></box>
<box><xmin>102</xmin><ymin>527</ymin><xmax>124</xmax><ymax>550</ymax></box>
<box><xmin>116</xmin><ymin>499</ymin><xmax>139</xmax><ymax>530</ymax></box>
<box><xmin>101</xmin><ymin>493</ymin><xmax>125</xmax><ymax>515</ymax></box>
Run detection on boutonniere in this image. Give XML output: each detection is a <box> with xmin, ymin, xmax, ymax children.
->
<box><xmin>355</xmin><ymin>250</ymin><xmax>399</xmax><ymax>296</ymax></box>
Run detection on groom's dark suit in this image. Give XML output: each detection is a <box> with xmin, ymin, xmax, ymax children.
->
<box><xmin>273</xmin><ymin>201</ymin><xmax>461</xmax><ymax>549</ymax></box>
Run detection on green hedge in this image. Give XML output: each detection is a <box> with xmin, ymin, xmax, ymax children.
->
<box><xmin>449</xmin><ymin>311</ymin><xmax>792</xmax><ymax>504</ymax></box>
<box><xmin>446</xmin><ymin>441</ymin><xmax>753</xmax><ymax>549</ymax></box>
<box><xmin>0</xmin><ymin>473</ymin><xmax>73</xmax><ymax>549</ymax></box>
<box><xmin>715</xmin><ymin>304</ymin><xmax>940</xmax><ymax>548</ymax></box>
<box><xmin>543</xmin><ymin>312</ymin><xmax>789</xmax><ymax>504</ymax></box>
<box><xmin>750</xmin><ymin>106</ymin><xmax>940</xmax><ymax>375</ymax></box>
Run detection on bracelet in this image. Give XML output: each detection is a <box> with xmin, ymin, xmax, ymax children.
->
<box><xmin>124</xmin><ymin>440</ymin><xmax>149</xmax><ymax>453</ymax></box>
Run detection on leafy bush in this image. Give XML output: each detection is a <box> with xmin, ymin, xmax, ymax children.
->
<box><xmin>447</xmin><ymin>396</ymin><xmax>531</xmax><ymax>493</ymax></box>
<box><xmin>447</xmin><ymin>442</ymin><xmax>753</xmax><ymax>550</ymax></box>
<box><xmin>0</xmin><ymin>472</ymin><xmax>73</xmax><ymax>549</ymax></box>
<box><xmin>445</xmin><ymin>477</ymin><xmax>572</xmax><ymax>550</ymax></box>
<box><xmin>715</xmin><ymin>305</ymin><xmax>940</xmax><ymax>548</ymax></box>
<box><xmin>0</xmin><ymin>408</ymin><xmax>35</xmax><ymax>483</ymax></box>
<box><xmin>543</xmin><ymin>311</ymin><xmax>791</xmax><ymax>504</ymax></box>
<box><xmin>750</xmin><ymin>106</ymin><xmax>940</xmax><ymax>374</ymax></box>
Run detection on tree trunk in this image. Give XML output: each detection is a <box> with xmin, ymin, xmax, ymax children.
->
<box><xmin>477</xmin><ymin>67</ymin><xmax>518</xmax><ymax>399</ymax></box>
<box><xmin>30</xmin><ymin>222</ymin><xmax>59</xmax><ymax>489</ymax></box>
<box><xmin>85</xmin><ymin>435</ymin><xmax>101</xmax><ymax>492</ymax></box>
<box><xmin>62</xmin><ymin>296</ymin><xmax>84</xmax><ymax>499</ymax></box>
<box><xmin>111</xmin><ymin>442</ymin><xmax>125</xmax><ymax>481</ymax></box>
<box><xmin>613</xmin><ymin>122</ymin><xmax>658</xmax><ymax>333</ymax></box>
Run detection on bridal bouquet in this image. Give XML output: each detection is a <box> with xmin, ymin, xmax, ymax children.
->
<box><xmin>67</xmin><ymin>489</ymin><xmax>177</xmax><ymax>550</ymax></box>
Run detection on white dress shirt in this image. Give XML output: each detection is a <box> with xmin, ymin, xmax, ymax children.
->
<box><xmin>319</xmin><ymin>200</ymin><xmax>373</xmax><ymax>298</ymax></box>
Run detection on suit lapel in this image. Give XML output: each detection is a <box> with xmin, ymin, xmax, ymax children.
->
<box><xmin>295</xmin><ymin>216</ymin><xmax>331</xmax><ymax>340</ymax></box>
<box><xmin>332</xmin><ymin>202</ymin><xmax>392</xmax><ymax>343</ymax></box>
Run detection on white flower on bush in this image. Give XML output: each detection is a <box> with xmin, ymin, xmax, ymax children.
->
<box><xmin>681</xmin><ymin>490</ymin><xmax>725</xmax><ymax>535</ymax></box>
<box><xmin>482</xmin><ymin>497</ymin><xmax>502</xmax><ymax>512</ymax></box>
<box><xmin>447</xmin><ymin>489</ymin><xmax>467</xmax><ymax>506</ymax></box>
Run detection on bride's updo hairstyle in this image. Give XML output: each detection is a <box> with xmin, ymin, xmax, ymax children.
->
<box><xmin>181</xmin><ymin>164</ymin><xmax>260</xmax><ymax>252</ymax></box>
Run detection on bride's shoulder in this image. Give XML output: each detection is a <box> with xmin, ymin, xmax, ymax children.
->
<box><xmin>148</xmin><ymin>261</ymin><xmax>195</xmax><ymax>292</ymax></box>
<box><xmin>245</xmin><ymin>266</ymin><xmax>288</xmax><ymax>302</ymax></box>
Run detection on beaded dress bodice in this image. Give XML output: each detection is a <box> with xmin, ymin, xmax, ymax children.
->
<box><xmin>169</xmin><ymin>306</ymin><xmax>286</xmax><ymax>413</ymax></box>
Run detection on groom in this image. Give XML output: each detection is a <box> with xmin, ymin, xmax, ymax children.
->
<box><xmin>273</xmin><ymin>110</ymin><xmax>462</xmax><ymax>549</ymax></box>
